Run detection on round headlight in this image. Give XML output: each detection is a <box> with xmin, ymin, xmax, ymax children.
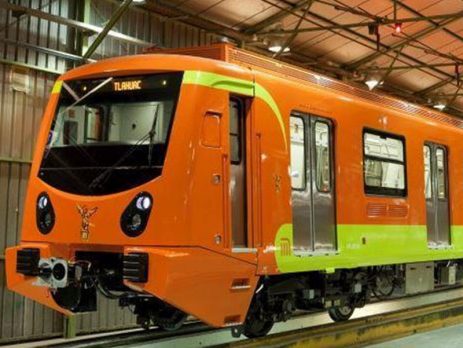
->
<box><xmin>36</xmin><ymin>192</ymin><xmax>55</xmax><ymax>234</ymax></box>
<box><xmin>38</xmin><ymin>196</ymin><xmax>48</xmax><ymax>209</ymax></box>
<box><xmin>120</xmin><ymin>192</ymin><xmax>153</xmax><ymax>237</ymax></box>
<box><xmin>136</xmin><ymin>196</ymin><xmax>152</xmax><ymax>211</ymax></box>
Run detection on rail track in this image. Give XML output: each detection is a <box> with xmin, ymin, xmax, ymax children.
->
<box><xmin>11</xmin><ymin>287</ymin><xmax>463</xmax><ymax>348</ymax></box>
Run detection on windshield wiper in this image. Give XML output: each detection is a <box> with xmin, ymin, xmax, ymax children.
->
<box><xmin>88</xmin><ymin>105</ymin><xmax>160</xmax><ymax>191</ymax></box>
<box><xmin>148</xmin><ymin>105</ymin><xmax>160</xmax><ymax>166</ymax></box>
<box><xmin>44</xmin><ymin>77</ymin><xmax>114</xmax><ymax>162</ymax></box>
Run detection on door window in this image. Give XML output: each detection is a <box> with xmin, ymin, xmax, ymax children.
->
<box><xmin>436</xmin><ymin>148</ymin><xmax>447</xmax><ymax>199</ymax></box>
<box><xmin>314</xmin><ymin>121</ymin><xmax>331</xmax><ymax>192</ymax></box>
<box><xmin>290</xmin><ymin>116</ymin><xmax>306</xmax><ymax>190</ymax></box>
<box><xmin>424</xmin><ymin>145</ymin><xmax>432</xmax><ymax>199</ymax></box>
<box><xmin>229</xmin><ymin>100</ymin><xmax>242</xmax><ymax>164</ymax></box>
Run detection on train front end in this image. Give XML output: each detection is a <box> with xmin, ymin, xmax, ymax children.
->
<box><xmin>5</xmin><ymin>55</ymin><xmax>259</xmax><ymax>330</ymax></box>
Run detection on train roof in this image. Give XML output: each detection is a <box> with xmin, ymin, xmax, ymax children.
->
<box><xmin>61</xmin><ymin>43</ymin><xmax>463</xmax><ymax>131</ymax></box>
<box><xmin>149</xmin><ymin>43</ymin><xmax>463</xmax><ymax>131</ymax></box>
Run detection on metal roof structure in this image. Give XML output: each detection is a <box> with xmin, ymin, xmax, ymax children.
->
<box><xmin>2</xmin><ymin>0</ymin><xmax>463</xmax><ymax>116</ymax></box>
<box><xmin>141</xmin><ymin>0</ymin><xmax>463</xmax><ymax>117</ymax></box>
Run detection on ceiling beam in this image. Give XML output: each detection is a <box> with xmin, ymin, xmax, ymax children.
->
<box><xmin>260</xmin><ymin>0</ymin><xmax>463</xmax><ymax>101</ymax></box>
<box><xmin>274</xmin><ymin>0</ymin><xmax>314</xmax><ymax>58</ymax></box>
<box><xmin>259</xmin><ymin>0</ymin><xmax>456</xmax><ymax>81</ymax></box>
<box><xmin>243</xmin><ymin>0</ymin><xmax>308</xmax><ymax>35</ymax></box>
<box><xmin>142</xmin><ymin>0</ymin><xmax>332</xmax><ymax>67</ymax></box>
<box><xmin>414</xmin><ymin>77</ymin><xmax>455</xmax><ymax>96</ymax></box>
<box><xmin>359</xmin><ymin>62</ymin><xmax>459</xmax><ymax>71</ymax></box>
<box><xmin>347</xmin><ymin>15</ymin><xmax>463</xmax><ymax>70</ymax></box>
<box><xmin>258</xmin><ymin>11</ymin><xmax>463</xmax><ymax>35</ymax></box>
<box><xmin>0</xmin><ymin>0</ymin><xmax>151</xmax><ymax>47</ymax></box>
<box><xmin>145</xmin><ymin>0</ymin><xmax>463</xmax><ymax>116</ymax></box>
<box><xmin>396</xmin><ymin>0</ymin><xmax>463</xmax><ymax>46</ymax></box>
<box><xmin>82</xmin><ymin>0</ymin><xmax>133</xmax><ymax>59</ymax></box>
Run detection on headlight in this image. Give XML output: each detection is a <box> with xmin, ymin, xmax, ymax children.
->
<box><xmin>120</xmin><ymin>192</ymin><xmax>152</xmax><ymax>237</ymax></box>
<box><xmin>36</xmin><ymin>192</ymin><xmax>55</xmax><ymax>234</ymax></box>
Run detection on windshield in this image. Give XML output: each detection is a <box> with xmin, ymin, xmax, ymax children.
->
<box><xmin>39</xmin><ymin>72</ymin><xmax>183</xmax><ymax>195</ymax></box>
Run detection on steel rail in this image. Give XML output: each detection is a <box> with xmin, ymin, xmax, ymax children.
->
<box><xmin>46</xmin><ymin>322</ymin><xmax>211</xmax><ymax>348</ymax></box>
<box><xmin>222</xmin><ymin>297</ymin><xmax>463</xmax><ymax>348</ymax></box>
<box><xmin>17</xmin><ymin>287</ymin><xmax>463</xmax><ymax>348</ymax></box>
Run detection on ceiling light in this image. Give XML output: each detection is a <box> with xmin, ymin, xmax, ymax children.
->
<box><xmin>268</xmin><ymin>44</ymin><xmax>290</xmax><ymax>53</ymax></box>
<box><xmin>394</xmin><ymin>22</ymin><xmax>403</xmax><ymax>34</ymax></box>
<box><xmin>433</xmin><ymin>101</ymin><xmax>446</xmax><ymax>111</ymax></box>
<box><xmin>365</xmin><ymin>77</ymin><xmax>380</xmax><ymax>90</ymax></box>
<box><xmin>132</xmin><ymin>0</ymin><xmax>145</xmax><ymax>3</ymax></box>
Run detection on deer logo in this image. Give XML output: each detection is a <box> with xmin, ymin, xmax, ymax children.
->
<box><xmin>76</xmin><ymin>205</ymin><xmax>98</xmax><ymax>241</ymax></box>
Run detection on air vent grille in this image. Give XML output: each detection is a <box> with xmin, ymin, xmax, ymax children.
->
<box><xmin>367</xmin><ymin>203</ymin><xmax>387</xmax><ymax>217</ymax></box>
<box><xmin>228</xmin><ymin>48</ymin><xmax>463</xmax><ymax>130</ymax></box>
<box><xmin>388</xmin><ymin>204</ymin><xmax>409</xmax><ymax>218</ymax></box>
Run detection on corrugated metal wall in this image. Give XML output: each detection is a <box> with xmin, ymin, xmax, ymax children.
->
<box><xmin>0</xmin><ymin>0</ymin><xmax>217</xmax><ymax>343</ymax></box>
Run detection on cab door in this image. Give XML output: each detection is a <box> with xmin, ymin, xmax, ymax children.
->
<box><xmin>290</xmin><ymin>112</ymin><xmax>336</xmax><ymax>252</ymax></box>
<box><xmin>424</xmin><ymin>143</ymin><xmax>450</xmax><ymax>247</ymax></box>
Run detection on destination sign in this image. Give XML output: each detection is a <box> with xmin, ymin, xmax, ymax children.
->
<box><xmin>113</xmin><ymin>80</ymin><xmax>142</xmax><ymax>91</ymax></box>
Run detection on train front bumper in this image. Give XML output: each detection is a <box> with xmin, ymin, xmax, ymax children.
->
<box><xmin>6</xmin><ymin>243</ymin><xmax>259</xmax><ymax>328</ymax></box>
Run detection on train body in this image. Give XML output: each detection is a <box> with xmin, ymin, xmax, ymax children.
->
<box><xmin>6</xmin><ymin>43</ymin><xmax>463</xmax><ymax>337</ymax></box>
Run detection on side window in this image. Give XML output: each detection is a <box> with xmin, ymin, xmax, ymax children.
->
<box><xmin>363</xmin><ymin>130</ymin><xmax>406</xmax><ymax>196</ymax></box>
<box><xmin>290</xmin><ymin>116</ymin><xmax>306</xmax><ymax>190</ymax></box>
<box><xmin>314</xmin><ymin>121</ymin><xmax>331</xmax><ymax>192</ymax></box>
<box><xmin>229</xmin><ymin>99</ymin><xmax>242</xmax><ymax>164</ymax></box>
<box><xmin>436</xmin><ymin>147</ymin><xmax>447</xmax><ymax>199</ymax></box>
<box><xmin>424</xmin><ymin>145</ymin><xmax>432</xmax><ymax>199</ymax></box>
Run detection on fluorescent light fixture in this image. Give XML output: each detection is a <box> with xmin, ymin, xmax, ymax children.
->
<box><xmin>268</xmin><ymin>44</ymin><xmax>290</xmax><ymax>53</ymax></box>
<box><xmin>365</xmin><ymin>77</ymin><xmax>380</xmax><ymax>90</ymax></box>
<box><xmin>132</xmin><ymin>0</ymin><xmax>145</xmax><ymax>3</ymax></box>
<box><xmin>433</xmin><ymin>102</ymin><xmax>446</xmax><ymax>111</ymax></box>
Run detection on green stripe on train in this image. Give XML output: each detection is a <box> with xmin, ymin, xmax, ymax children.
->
<box><xmin>275</xmin><ymin>224</ymin><xmax>463</xmax><ymax>273</ymax></box>
<box><xmin>182</xmin><ymin>70</ymin><xmax>287</xmax><ymax>147</ymax></box>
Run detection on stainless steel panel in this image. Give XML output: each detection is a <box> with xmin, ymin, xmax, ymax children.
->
<box><xmin>426</xmin><ymin>199</ymin><xmax>436</xmax><ymax>244</ymax></box>
<box><xmin>290</xmin><ymin>114</ymin><xmax>336</xmax><ymax>252</ymax></box>
<box><xmin>311</xmin><ymin>118</ymin><xmax>336</xmax><ymax>251</ymax></box>
<box><xmin>425</xmin><ymin>143</ymin><xmax>450</xmax><ymax>247</ymax></box>
<box><xmin>436</xmin><ymin>147</ymin><xmax>450</xmax><ymax>245</ymax></box>
<box><xmin>291</xmin><ymin>115</ymin><xmax>312</xmax><ymax>250</ymax></box>
<box><xmin>405</xmin><ymin>262</ymin><xmax>434</xmax><ymax>294</ymax></box>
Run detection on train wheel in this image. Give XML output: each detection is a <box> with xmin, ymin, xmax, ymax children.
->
<box><xmin>156</xmin><ymin>308</ymin><xmax>187</xmax><ymax>332</ymax></box>
<box><xmin>328</xmin><ymin>304</ymin><xmax>355</xmax><ymax>322</ymax></box>
<box><xmin>243</xmin><ymin>316</ymin><xmax>274</xmax><ymax>338</ymax></box>
<box><xmin>372</xmin><ymin>270</ymin><xmax>395</xmax><ymax>299</ymax></box>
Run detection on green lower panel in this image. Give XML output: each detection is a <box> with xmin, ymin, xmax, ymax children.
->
<box><xmin>275</xmin><ymin>224</ymin><xmax>463</xmax><ymax>273</ymax></box>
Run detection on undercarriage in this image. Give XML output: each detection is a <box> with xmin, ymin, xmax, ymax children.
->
<box><xmin>237</xmin><ymin>260</ymin><xmax>463</xmax><ymax>338</ymax></box>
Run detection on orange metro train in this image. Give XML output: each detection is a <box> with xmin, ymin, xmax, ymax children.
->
<box><xmin>6</xmin><ymin>43</ymin><xmax>463</xmax><ymax>337</ymax></box>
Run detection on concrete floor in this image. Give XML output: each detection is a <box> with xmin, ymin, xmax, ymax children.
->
<box><xmin>9</xmin><ymin>289</ymin><xmax>463</xmax><ymax>348</ymax></box>
<box><xmin>369</xmin><ymin>323</ymin><xmax>463</xmax><ymax>348</ymax></box>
